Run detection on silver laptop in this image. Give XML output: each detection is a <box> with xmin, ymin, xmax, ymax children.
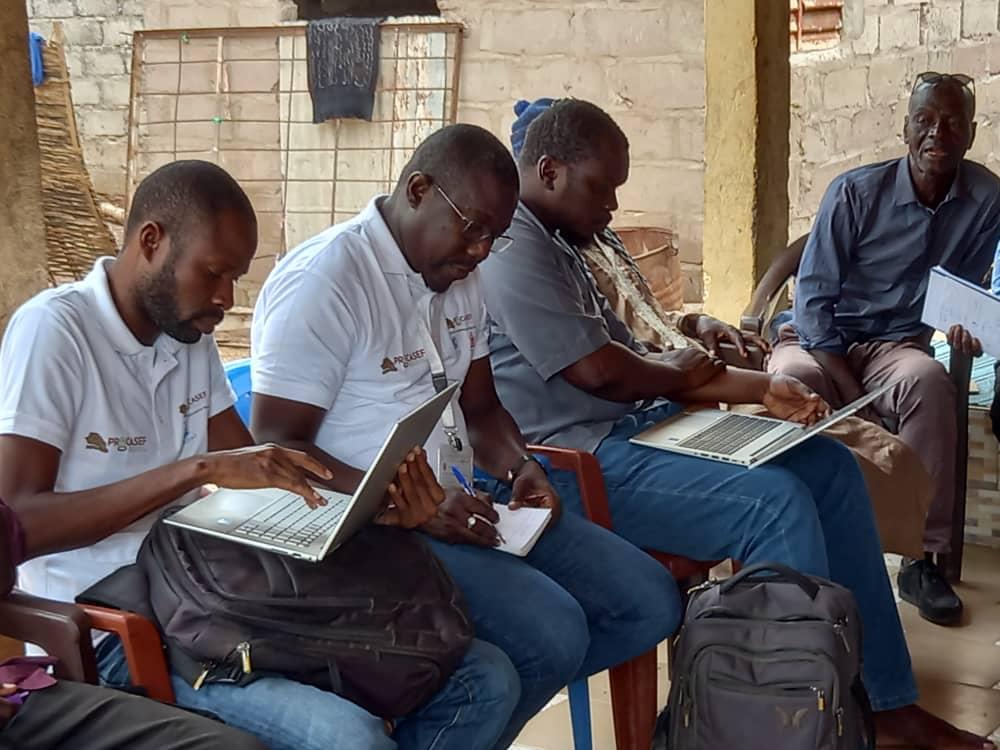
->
<box><xmin>165</xmin><ymin>383</ymin><xmax>459</xmax><ymax>561</ymax></box>
<box><xmin>629</xmin><ymin>383</ymin><xmax>894</xmax><ymax>468</ymax></box>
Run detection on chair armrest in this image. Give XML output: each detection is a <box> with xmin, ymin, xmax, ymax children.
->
<box><xmin>0</xmin><ymin>591</ymin><xmax>98</xmax><ymax>683</ymax></box>
<box><xmin>78</xmin><ymin>604</ymin><xmax>174</xmax><ymax>703</ymax></box>
<box><xmin>949</xmin><ymin>346</ymin><xmax>973</xmax><ymax>402</ymax></box>
<box><xmin>527</xmin><ymin>444</ymin><xmax>613</xmax><ymax>530</ymax></box>
<box><xmin>741</xmin><ymin>234</ymin><xmax>810</xmax><ymax>335</ymax></box>
<box><xmin>717</xmin><ymin>341</ymin><xmax>766</xmax><ymax>371</ymax></box>
<box><xmin>942</xmin><ymin>344</ymin><xmax>974</xmax><ymax>583</ymax></box>
<box><xmin>528</xmin><ymin>446</ymin><xmax>724</xmax><ymax>585</ymax></box>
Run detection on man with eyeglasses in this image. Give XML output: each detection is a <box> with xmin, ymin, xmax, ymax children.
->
<box><xmin>770</xmin><ymin>72</ymin><xmax>1000</xmax><ymax>631</ymax></box>
<box><xmin>479</xmin><ymin>96</ymin><xmax>995</xmax><ymax>749</ymax></box>
<box><xmin>249</xmin><ymin>123</ymin><xmax>681</xmax><ymax>748</ymax></box>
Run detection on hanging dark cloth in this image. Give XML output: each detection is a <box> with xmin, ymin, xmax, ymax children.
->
<box><xmin>306</xmin><ymin>17</ymin><xmax>380</xmax><ymax>123</ymax></box>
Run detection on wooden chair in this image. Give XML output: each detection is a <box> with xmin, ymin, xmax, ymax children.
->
<box><xmin>740</xmin><ymin>234</ymin><xmax>973</xmax><ymax>582</ymax></box>
<box><xmin>530</xmin><ymin>445</ymin><xmax>719</xmax><ymax>750</ymax></box>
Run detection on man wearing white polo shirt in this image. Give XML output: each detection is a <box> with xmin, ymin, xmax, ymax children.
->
<box><xmin>251</xmin><ymin>124</ymin><xmax>681</xmax><ymax>748</ymax></box>
<box><xmin>0</xmin><ymin>160</ymin><xmax>522</xmax><ymax>750</ymax></box>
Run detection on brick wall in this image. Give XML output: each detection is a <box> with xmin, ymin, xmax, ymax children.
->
<box><xmin>26</xmin><ymin>0</ymin><xmax>297</xmax><ymax>198</ymax></box>
<box><xmin>789</xmin><ymin>0</ymin><xmax>1000</xmax><ymax>241</ymax></box>
<box><xmin>28</xmin><ymin>0</ymin><xmax>144</xmax><ymax>197</ymax></box>
<box><xmin>25</xmin><ymin>0</ymin><xmax>1000</xmax><ymax>303</ymax></box>
<box><xmin>438</xmin><ymin>0</ymin><xmax>707</xmax><ymax>299</ymax></box>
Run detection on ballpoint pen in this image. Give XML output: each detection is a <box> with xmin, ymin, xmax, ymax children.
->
<box><xmin>451</xmin><ymin>466</ymin><xmax>507</xmax><ymax>544</ymax></box>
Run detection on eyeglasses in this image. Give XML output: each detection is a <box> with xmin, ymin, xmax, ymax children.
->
<box><xmin>913</xmin><ymin>71</ymin><xmax>976</xmax><ymax>111</ymax></box>
<box><xmin>435</xmin><ymin>184</ymin><xmax>514</xmax><ymax>254</ymax></box>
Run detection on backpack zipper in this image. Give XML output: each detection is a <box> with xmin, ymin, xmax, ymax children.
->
<box><xmin>813</xmin><ymin>686</ymin><xmax>826</xmax><ymax>712</ymax></box>
<box><xmin>193</xmin><ymin>664</ymin><xmax>212</xmax><ymax>690</ymax></box>
<box><xmin>709</xmin><ymin>676</ymin><xmax>829</xmax><ymax>714</ymax></box>
<box><xmin>237</xmin><ymin>641</ymin><xmax>253</xmax><ymax>674</ymax></box>
<box><xmin>832</xmin><ymin>619</ymin><xmax>851</xmax><ymax>653</ymax></box>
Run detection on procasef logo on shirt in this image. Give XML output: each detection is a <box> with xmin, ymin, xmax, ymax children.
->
<box><xmin>84</xmin><ymin>432</ymin><xmax>108</xmax><ymax>453</ymax></box>
<box><xmin>446</xmin><ymin>313</ymin><xmax>473</xmax><ymax>331</ymax></box>
<box><xmin>380</xmin><ymin>348</ymin><xmax>426</xmax><ymax>375</ymax></box>
<box><xmin>178</xmin><ymin>390</ymin><xmax>208</xmax><ymax>416</ymax></box>
<box><xmin>84</xmin><ymin>431</ymin><xmax>148</xmax><ymax>453</ymax></box>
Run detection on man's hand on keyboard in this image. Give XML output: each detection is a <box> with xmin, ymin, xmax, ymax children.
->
<box><xmin>762</xmin><ymin>375</ymin><xmax>831</xmax><ymax>426</ymax></box>
<box><xmin>203</xmin><ymin>444</ymin><xmax>334</xmax><ymax>508</ymax></box>
<box><xmin>376</xmin><ymin>447</ymin><xmax>445</xmax><ymax>528</ymax></box>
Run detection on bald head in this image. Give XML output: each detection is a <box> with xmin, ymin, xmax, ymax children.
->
<box><xmin>909</xmin><ymin>76</ymin><xmax>975</xmax><ymax>120</ymax></box>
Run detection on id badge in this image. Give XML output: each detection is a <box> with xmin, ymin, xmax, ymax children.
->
<box><xmin>437</xmin><ymin>441</ymin><xmax>474</xmax><ymax>490</ymax></box>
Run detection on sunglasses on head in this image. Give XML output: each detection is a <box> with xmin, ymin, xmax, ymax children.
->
<box><xmin>913</xmin><ymin>71</ymin><xmax>975</xmax><ymax>99</ymax></box>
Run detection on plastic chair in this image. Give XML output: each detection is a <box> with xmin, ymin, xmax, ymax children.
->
<box><xmin>742</xmin><ymin>234</ymin><xmax>974</xmax><ymax>582</ymax></box>
<box><xmin>527</xmin><ymin>445</ymin><xmax>719</xmax><ymax>750</ymax></box>
<box><xmin>225</xmin><ymin>358</ymin><xmax>253</xmax><ymax>425</ymax></box>
<box><xmin>0</xmin><ymin>565</ymin><xmax>173</xmax><ymax>700</ymax></box>
<box><xmin>222</xmin><ymin>361</ymin><xmax>716</xmax><ymax>749</ymax></box>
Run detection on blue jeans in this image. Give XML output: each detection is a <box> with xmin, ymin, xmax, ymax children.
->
<box><xmin>546</xmin><ymin>403</ymin><xmax>918</xmax><ymax>712</ymax></box>
<box><xmin>96</xmin><ymin>636</ymin><xmax>519</xmax><ymax>750</ymax></box>
<box><xmin>427</xmin><ymin>478</ymin><xmax>681</xmax><ymax>750</ymax></box>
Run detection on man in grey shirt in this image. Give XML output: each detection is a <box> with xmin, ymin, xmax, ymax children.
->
<box><xmin>769</xmin><ymin>73</ymin><xmax>1000</xmax><ymax>627</ymax></box>
<box><xmin>479</xmin><ymin>97</ymin><xmax>994</xmax><ymax>749</ymax></box>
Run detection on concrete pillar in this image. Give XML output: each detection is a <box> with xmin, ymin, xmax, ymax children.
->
<box><xmin>0</xmin><ymin>1</ymin><xmax>48</xmax><ymax>330</ymax></box>
<box><xmin>702</xmin><ymin>0</ymin><xmax>790</xmax><ymax>323</ymax></box>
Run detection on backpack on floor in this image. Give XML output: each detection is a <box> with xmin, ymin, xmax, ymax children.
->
<box><xmin>79</xmin><ymin>511</ymin><xmax>474</xmax><ymax>719</ymax></box>
<box><xmin>661</xmin><ymin>562</ymin><xmax>875</xmax><ymax>750</ymax></box>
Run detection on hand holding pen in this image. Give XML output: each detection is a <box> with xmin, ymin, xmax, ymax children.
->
<box><xmin>451</xmin><ymin>467</ymin><xmax>507</xmax><ymax>545</ymax></box>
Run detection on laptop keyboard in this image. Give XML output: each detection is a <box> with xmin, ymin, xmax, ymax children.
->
<box><xmin>676</xmin><ymin>414</ymin><xmax>780</xmax><ymax>456</ymax></box>
<box><xmin>232</xmin><ymin>493</ymin><xmax>350</xmax><ymax>549</ymax></box>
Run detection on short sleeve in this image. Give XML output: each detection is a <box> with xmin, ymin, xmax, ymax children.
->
<box><xmin>480</xmin><ymin>236</ymin><xmax>611</xmax><ymax>381</ymax></box>
<box><xmin>251</xmin><ymin>259</ymin><xmax>360</xmax><ymax>409</ymax></box>
<box><xmin>471</xmin><ymin>297</ymin><xmax>490</xmax><ymax>360</ymax></box>
<box><xmin>0</xmin><ymin>303</ymin><xmax>85</xmax><ymax>452</ymax></box>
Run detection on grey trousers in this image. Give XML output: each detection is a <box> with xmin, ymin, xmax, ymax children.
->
<box><xmin>769</xmin><ymin>333</ymin><xmax>957</xmax><ymax>554</ymax></box>
<box><xmin>0</xmin><ymin>681</ymin><xmax>268</xmax><ymax>750</ymax></box>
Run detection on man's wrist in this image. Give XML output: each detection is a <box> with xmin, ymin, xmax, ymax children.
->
<box><xmin>188</xmin><ymin>454</ymin><xmax>217</xmax><ymax>487</ymax></box>
<box><xmin>506</xmin><ymin>453</ymin><xmax>545</xmax><ymax>484</ymax></box>
<box><xmin>758</xmin><ymin>373</ymin><xmax>776</xmax><ymax>402</ymax></box>
<box><xmin>678</xmin><ymin>313</ymin><xmax>702</xmax><ymax>338</ymax></box>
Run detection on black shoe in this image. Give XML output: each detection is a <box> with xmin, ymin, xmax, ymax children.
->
<box><xmin>897</xmin><ymin>558</ymin><xmax>964</xmax><ymax>626</ymax></box>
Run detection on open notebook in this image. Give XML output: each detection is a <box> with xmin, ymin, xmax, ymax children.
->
<box><xmin>493</xmin><ymin>504</ymin><xmax>552</xmax><ymax>557</ymax></box>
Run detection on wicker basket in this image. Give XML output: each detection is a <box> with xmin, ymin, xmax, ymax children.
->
<box><xmin>614</xmin><ymin>226</ymin><xmax>685</xmax><ymax>312</ymax></box>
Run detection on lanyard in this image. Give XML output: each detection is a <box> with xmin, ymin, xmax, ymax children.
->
<box><xmin>416</xmin><ymin>293</ymin><xmax>462</xmax><ymax>450</ymax></box>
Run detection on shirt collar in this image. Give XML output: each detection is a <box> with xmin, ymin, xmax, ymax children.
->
<box><xmin>893</xmin><ymin>156</ymin><xmax>967</xmax><ymax>208</ymax></box>
<box><xmin>515</xmin><ymin>201</ymin><xmax>583</xmax><ymax>262</ymax></box>
<box><xmin>363</xmin><ymin>196</ymin><xmax>421</xmax><ymax>279</ymax></box>
<box><xmin>86</xmin><ymin>257</ymin><xmax>182</xmax><ymax>358</ymax></box>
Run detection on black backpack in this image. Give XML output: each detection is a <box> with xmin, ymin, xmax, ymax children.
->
<box><xmin>80</xmin><ymin>512</ymin><xmax>474</xmax><ymax>718</ymax></box>
<box><xmin>657</xmin><ymin>563</ymin><xmax>875</xmax><ymax>750</ymax></box>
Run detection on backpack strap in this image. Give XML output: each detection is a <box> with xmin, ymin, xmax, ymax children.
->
<box><xmin>851</xmin><ymin>677</ymin><xmax>877</xmax><ymax>748</ymax></box>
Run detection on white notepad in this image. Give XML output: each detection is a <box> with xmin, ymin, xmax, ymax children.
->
<box><xmin>921</xmin><ymin>266</ymin><xmax>1000</xmax><ymax>357</ymax></box>
<box><xmin>493</xmin><ymin>503</ymin><xmax>552</xmax><ymax>557</ymax></box>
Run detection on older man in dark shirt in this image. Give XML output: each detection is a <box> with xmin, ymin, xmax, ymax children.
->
<box><xmin>769</xmin><ymin>73</ymin><xmax>1000</xmax><ymax>627</ymax></box>
<box><xmin>0</xmin><ymin>498</ymin><xmax>268</xmax><ymax>750</ymax></box>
